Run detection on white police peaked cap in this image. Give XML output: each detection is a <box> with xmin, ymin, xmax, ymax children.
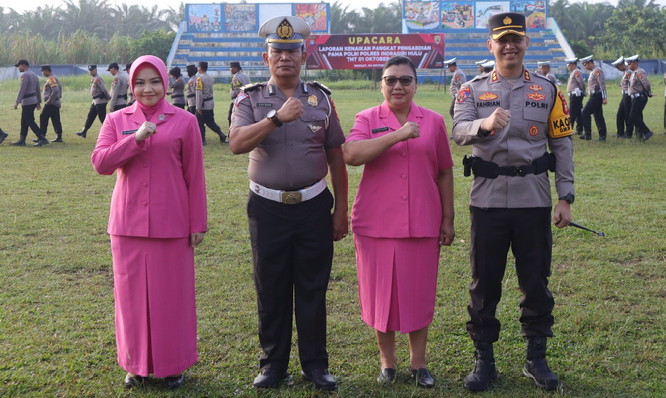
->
<box><xmin>259</xmin><ymin>16</ymin><xmax>310</xmax><ymax>49</ymax></box>
<box><xmin>537</xmin><ymin>61</ymin><xmax>551</xmax><ymax>67</ymax></box>
<box><xmin>580</xmin><ymin>55</ymin><xmax>594</xmax><ymax>64</ymax></box>
<box><xmin>475</xmin><ymin>59</ymin><xmax>488</xmax><ymax>65</ymax></box>
<box><xmin>444</xmin><ymin>58</ymin><xmax>457</xmax><ymax>66</ymax></box>
<box><xmin>625</xmin><ymin>54</ymin><xmax>639</xmax><ymax>63</ymax></box>
<box><xmin>611</xmin><ymin>56</ymin><xmax>624</xmax><ymax>66</ymax></box>
<box><xmin>481</xmin><ymin>60</ymin><xmax>495</xmax><ymax>69</ymax></box>
<box><xmin>565</xmin><ymin>57</ymin><xmax>578</xmax><ymax>64</ymax></box>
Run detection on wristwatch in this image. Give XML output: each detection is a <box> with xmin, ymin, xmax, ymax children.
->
<box><xmin>559</xmin><ymin>193</ymin><xmax>575</xmax><ymax>204</ymax></box>
<box><xmin>266</xmin><ymin>110</ymin><xmax>282</xmax><ymax>127</ymax></box>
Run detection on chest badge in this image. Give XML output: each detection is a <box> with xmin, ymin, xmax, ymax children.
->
<box><xmin>479</xmin><ymin>92</ymin><xmax>498</xmax><ymax>101</ymax></box>
<box><xmin>527</xmin><ymin>92</ymin><xmax>546</xmax><ymax>101</ymax></box>
<box><xmin>158</xmin><ymin>114</ymin><xmax>165</xmax><ymax>121</ymax></box>
<box><xmin>529</xmin><ymin>126</ymin><xmax>539</xmax><ymax>136</ymax></box>
<box><xmin>308</xmin><ymin>95</ymin><xmax>318</xmax><ymax>106</ymax></box>
<box><xmin>529</xmin><ymin>84</ymin><xmax>543</xmax><ymax>91</ymax></box>
<box><xmin>308</xmin><ymin>124</ymin><xmax>322</xmax><ymax>133</ymax></box>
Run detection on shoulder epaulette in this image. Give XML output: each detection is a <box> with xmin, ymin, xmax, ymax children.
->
<box><xmin>469</xmin><ymin>74</ymin><xmax>489</xmax><ymax>83</ymax></box>
<box><xmin>532</xmin><ymin>73</ymin><xmax>557</xmax><ymax>90</ymax></box>
<box><xmin>308</xmin><ymin>81</ymin><xmax>332</xmax><ymax>95</ymax></box>
<box><xmin>241</xmin><ymin>82</ymin><xmax>265</xmax><ymax>93</ymax></box>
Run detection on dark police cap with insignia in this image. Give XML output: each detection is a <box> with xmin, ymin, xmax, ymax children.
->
<box><xmin>488</xmin><ymin>12</ymin><xmax>526</xmax><ymax>40</ymax></box>
<box><xmin>198</xmin><ymin>61</ymin><xmax>208</xmax><ymax>70</ymax></box>
<box><xmin>15</xmin><ymin>59</ymin><xmax>29</xmax><ymax>67</ymax></box>
<box><xmin>230</xmin><ymin>61</ymin><xmax>241</xmax><ymax>69</ymax></box>
<box><xmin>259</xmin><ymin>16</ymin><xmax>311</xmax><ymax>49</ymax></box>
<box><xmin>107</xmin><ymin>62</ymin><xmax>120</xmax><ymax>71</ymax></box>
<box><xmin>88</xmin><ymin>64</ymin><xmax>97</xmax><ymax>71</ymax></box>
<box><xmin>169</xmin><ymin>66</ymin><xmax>181</xmax><ymax>77</ymax></box>
<box><xmin>40</xmin><ymin>64</ymin><xmax>52</xmax><ymax>72</ymax></box>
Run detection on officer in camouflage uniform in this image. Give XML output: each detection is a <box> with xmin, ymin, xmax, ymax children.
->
<box><xmin>625</xmin><ymin>55</ymin><xmax>654</xmax><ymax>141</ymax></box>
<box><xmin>39</xmin><ymin>65</ymin><xmax>63</xmax><ymax>143</ymax></box>
<box><xmin>76</xmin><ymin>64</ymin><xmax>110</xmax><ymax>138</ymax></box>
<box><xmin>12</xmin><ymin>59</ymin><xmax>47</xmax><ymax>146</ymax></box>
<box><xmin>108</xmin><ymin>62</ymin><xmax>129</xmax><ymax>112</ymax></box>
<box><xmin>453</xmin><ymin>13</ymin><xmax>573</xmax><ymax>393</ymax></box>
<box><xmin>565</xmin><ymin>58</ymin><xmax>585</xmax><ymax>135</ymax></box>
<box><xmin>229</xmin><ymin>61</ymin><xmax>251</xmax><ymax>126</ymax></box>
<box><xmin>445</xmin><ymin>57</ymin><xmax>466</xmax><ymax>118</ymax></box>
<box><xmin>580</xmin><ymin>55</ymin><xmax>607</xmax><ymax>141</ymax></box>
<box><xmin>229</xmin><ymin>15</ymin><xmax>348</xmax><ymax>392</ymax></box>
<box><xmin>195</xmin><ymin>61</ymin><xmax>227</xmax><ymax>145</ymax></box>
<box><xmin>611</xmin><ymin>56</ymin><xmax>631</xmax><ymax>138</ymax></box>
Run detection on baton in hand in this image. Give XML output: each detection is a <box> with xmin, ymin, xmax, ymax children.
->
<box><xmin>569</xmin><ymin>221</ymin><xmax>605</xmax><ymax>237</ymax></box>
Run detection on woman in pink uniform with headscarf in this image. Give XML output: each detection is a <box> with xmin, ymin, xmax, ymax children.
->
<box><xmin>344</xmin><ymin>56</ymin><xmax>454</xmax><ymax>388</ymax></box>
<box><xmin>92</xmin><ymin>55</ymin><xmax>207</xmax><ymax>389</ymax></box>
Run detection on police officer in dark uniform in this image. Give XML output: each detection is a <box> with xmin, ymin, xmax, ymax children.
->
<box><xmin>565</xmin><ymin>58</ymin><xmax>585</xmax><ymax>135</ymax></box>
<box><xmin>12</xmin><ymin>59</ymin><xmax>47</xmax><ymax>146</ymax></box>
<box><xmin>75</xmin><ymin>64</ymin><xmax>110</xmax><ymax>138</ymax></box>
<box><xmin>195</xmin><ymin>61</ymin><xmax>227</xmax><ymax>144</ymax></box>
<box><xmin>39</xmin><ymin>65</ymin><xmax>63</xmax><ymax>143</ymax></box>
<box><xmin>611</xmin><ymin>56</ymin><xmax>631</xmax><ymax>138</ymax></box>
<box><xmin>580</xmin><ymin>55</ymin><xmax>607</xmax><ymax>141</ymax></box>
<box><xmin>453</xmin><ymin>13</ymin><xmax>574</xmax><ymax>392</ymax></box>
<box><xmin>229</xmin><ymin>15</ymin><xmax>348</xmax><ymax>391</ymax></box>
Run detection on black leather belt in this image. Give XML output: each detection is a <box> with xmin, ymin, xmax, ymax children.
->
<box><xmin>463</xmin><ymin>152</ymin><xmax>555</xmax><ymax>179</ymax></box>
<box><xmin>23</xmin><ymin>92</ymin><xmax>36</xmax><ymax>98</ymax></box>
<box><xmin>187</xmin><ymin>94</ymin><xmax>195</xmax><ymax>98</ymax></box>
<box><xmin>117</xmin><ymin>94</ymin><xmax>127</xmax><ymax>99</ymax></box>
<box><xmin>203</xmin><ymin>97</ymin><xmax>213</xmax><ymax>102</ymax></box>
<box><xmin>172</xmin><ymin>94</ymin><xmax>184</xmax><ymax>98</ymax></box>
<box><xmin>93</xmin><ymin>94</ymin><xmax>105</xmax><ymax>99</ymax></box>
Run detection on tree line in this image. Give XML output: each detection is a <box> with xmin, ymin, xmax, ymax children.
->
<box><xmin>2</xmin><ymin>0</ymin><xmax>666</xmax><ymax>66</ymax></box>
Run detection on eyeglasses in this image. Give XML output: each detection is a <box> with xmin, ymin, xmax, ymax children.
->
<box><xmin>382</xmin><ymin>75</ymin><xmax>416</xmax><ymax>86</ymax></box>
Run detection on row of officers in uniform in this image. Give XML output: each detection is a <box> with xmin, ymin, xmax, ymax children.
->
<box><xmin>0</xmin><ymin>59</ymin><xmax>245</xmax><ymax>147</ymax></box>
<box><xmin>445</xmin><ymin>54</ymin><xmax>657</xmax><ymax>142</ymax></box>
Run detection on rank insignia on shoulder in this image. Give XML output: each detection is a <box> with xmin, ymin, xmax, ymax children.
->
<box><xmin>524</xmin><ymin>70</ymin><xmax>531</xmax><ymax>81</ymax></box>
<box><xmin>309</xmin><ymin>81</ymin><xmax>332</xmax><ymax>95</ymax></box>
<box><xmin>372</xmin><ymin>126</ymin><xmax>390</xmax><ymax>134</ymax></box>
<box><xmin>235</xmin><ymin>92</ymin><xmax>249</xmax><ymax>106</ymax></box>
<box><xmin>308</xmin><ymin>95</ymin><xmax>318</xmax><ymax>106</ymax></box>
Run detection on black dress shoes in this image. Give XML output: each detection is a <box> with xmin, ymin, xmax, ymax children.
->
<box><xmin>411</xmin><ymin>368</ymin><xmax>435</xmax><ymax>388</ymax></box>
<box><xmin>75</xmin><ymin>131</ymin><xmax>86</xmax><ymax>138</ymax></box>
<box><xmin>253</xmin><ymin>369</ymin><xmax>289</xmax><ymax>388</ymax></box>
<box><xmin>165</xmin><ymin>373</ymin><xmax>185</xmax><ymax>389</ymax></box>
<box><xmin>377</xmin><ymin>368</ymin><xmax>396</xmax><ymax>384</ymax></box>
<box><xmin>302</xmin><ymin>368</ymin><xmax>337</xmax><ymax>391</ymax></box>
<box><xmin>123</xmin><ymin>373</ymin><xmax>144</xmax><ymax>389</ymax></box>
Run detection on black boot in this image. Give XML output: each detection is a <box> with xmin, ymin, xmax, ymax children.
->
<box><xmin>76</xmin><ymin>129</ymin><xmax>87</xmax><ymax>138</ymax></box>
<box><xmin>464</xmin><ymin>341</ymin><xmax>497</xmax><ymax>391</ymax></box>
<box><xmin>11</xmin><ymin>136</ymin><xmax>27</xmax><ymax>146</ymax></box>
<box><xmin>523</xmin><ymin>337</ymin><xmax>559</xmax><ymax>391</ymax></box>
<box><xmin>51</xmin><ymin>134</ymin><xmax>64</xmax><ymax>143</ymax></box>
<box><xmin>34</xmin><ymin>135</ymin><xmax>49</xmax><ymax>146</ymax></box>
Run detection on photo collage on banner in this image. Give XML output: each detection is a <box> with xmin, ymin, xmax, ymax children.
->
<box><xmin>403</xmin><ymin>1</ymin><xmax>547</xmax><ymax>32</ymax></box>
<box><xmin>186</xmin><ymin>3</ymin><xmax>330</xmax><ymax>33</ymax></box>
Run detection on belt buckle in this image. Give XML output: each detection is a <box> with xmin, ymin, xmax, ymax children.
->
<box><xmin>512</xmin><ymin>166</ymin><xmax>526</xmax><ymax>177</ymax></box>
<box><xmin>281</xmin><ymin>191</ymin><xmax>302</xmax><ymax>204</ymax></box>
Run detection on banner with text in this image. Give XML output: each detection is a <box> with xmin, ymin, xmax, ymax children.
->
<box><xmin>305</xmin><ymin>34</ymin><xmax>445</xmax><ymax>70</ymax></box>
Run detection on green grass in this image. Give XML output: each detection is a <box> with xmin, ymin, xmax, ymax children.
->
<box><xmin>0</xmin><ymin>76</ymin><xmax>665</xmax><ymax>397</ymax></box>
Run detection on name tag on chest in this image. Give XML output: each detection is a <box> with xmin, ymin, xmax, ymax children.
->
<box><xmin>372</xmin><ymin>126</ymin><xmax>390</xmax><ymax>134</ymax></box>
<box><xmin>122</xmin><ymin>129</ymin><xmax>138</xmax><ymax>135</ymax></box>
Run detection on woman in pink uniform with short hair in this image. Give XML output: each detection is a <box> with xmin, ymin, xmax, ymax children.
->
<box><xmin>92</xmin><ymin>55</ymin><xmax>207</xmax><ymax>389</ymax></box>
<box><xmin>343</xmin><ymin>56</ymin><xmax>454</xmax><ymax>388</ymax></box>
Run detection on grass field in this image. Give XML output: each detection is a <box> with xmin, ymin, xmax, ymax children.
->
<box><xmin>0</xmin><ymin>75</ymin><xmax>665</xmax><ymax>397</ymax></box>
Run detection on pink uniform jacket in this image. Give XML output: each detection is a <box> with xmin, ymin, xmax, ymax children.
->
<box><xmin>92</xmin><ymin>100</ymin><xmax>207</xmax><ymax>237</ymax></box>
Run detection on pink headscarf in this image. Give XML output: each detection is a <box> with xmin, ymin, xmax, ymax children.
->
<box><xmin>129</xmin><ymin>55</ymin><xmax>169</xmax><ymax>115</ymax></box>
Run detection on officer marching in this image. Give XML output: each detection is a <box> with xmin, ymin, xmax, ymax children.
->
<box><xmin>195</xmin><ymin>61</ymin><xmax>227</xmax><ymax>145</ymax></box>
<box><xmin>39</xmin><ymin>65</ymin><xmax>63</xmax><ymax>143</ymax></box>
<box><xmin>611</xmin><ymin>56</ymin><xmax>631</xmax><ymax>138</ymax></box>
<box><xmin>453</xmin><ymin>12</ymin><xmax>574</xmax><ymax>392</ymax></box>
<box><xmin>536</xmin><ymin>61</ymin><xmax>557</xmax><ymax>85</ymax></box>
<box><xmin>108</xmin><ymin>62</ymin><xmax>129</xmax><ymax>112</ymax></box>
<box><xmin>445</xmin><ymin>57</ymin><xmax>466</xmax><ymax>118</ymax></box>
<box><xmin>580</xmin><ymin>55</ymin><xmax>607</xmax><ymax>141</ymax></box>
<box><xmin>12</xmin><ymin>59</ymin><xmax>48</xmax><ymax>146</ymax></box>
<box><xmin>228</xmin><ymin>61</ymin><xmax>251</xmax><ymax>128</ymax></box>
<box><xmin>625</xmin><ymin>55</ymin><xmax>654</xmax><ymax>142</ymax></box>
<box><xmin>185</xmin><ymin>64</ymin><xmax>198</xmax><ymax>115</ymax></box>
<box><xmin>76</xmin><ymin>64</ymin><xmax>110</xmax><ymax>138</ymax></box>
<box><xmin>565</xmin><ymin>58</ymin><xmax>585</xmax><ymax>136</ymax></box>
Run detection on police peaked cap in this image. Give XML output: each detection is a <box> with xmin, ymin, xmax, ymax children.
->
<box><xmin>230</xmin><ymin>61</ymin><xmax>241</xmax><ymax>69</ymax></box>
<box><xmin>488</xmin><ymin>13</ymin><xmax>526</xmax><ymax>40</ymax></box>
<box><xmin>537</xmin><ymin>61</ymin><xmax>551</xmax><ymax>67</ymax></box>
<box><xmin>625</xmin><ymin>54</ymin><xmax>639</xmax><ymax>63</ymax></box>
<box><xmin>259</xmin><ymin>16</ymin><xmax>310</xmax><ymax>49</ymax></box>
<box><xmin>169</xmin><ymin>66</ymin><xmax>182</xmax><ymax>77</ymax></box>
<box><xmin>88</xmin><ymin>64</ymin><xmax>97</xmax><ymax>71</ymax></box>
<box><xmin>444</xmin><ymin>58</ymin><xmax>457</xmax><ymax>66</ymax></box>
<box><xmin>40</xmin><ymin>64</ymin><xmax>52</xmax><ymax>71</ymax></box>
<box><xmin>15</xmin><ymin>59</ymin><xmax>29</xmax><ymax>67</ymax></box>
<box><xmin>580</xmin><ymin>55</ymin><xmax>594</xmax><ymax>64</ymax></box>
<box><xmin>564</xmin><ymin>58</ymin><xmax>578</xmax><ymax>64</ymax></box>
<box><xmin>481</xmin><ymin>60</ymin><xmax>496</xmax><ymax>69</ymax></box>
<box><xmin>475</xmin><ymin>59</ymin><xmax>488</xmax><ymax>65</ymax></box>
<box><xmin>611</xmin><ymin>56</ymin><xmax>624</xmax><ymax>66</ymax></box>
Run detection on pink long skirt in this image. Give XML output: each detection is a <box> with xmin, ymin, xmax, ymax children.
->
<box><xmin>110</xmin><ymin>235</ymin><xmax>198</xmax><ymax>377</ymax></box>
<box><xmin>354</xmin><ymin>234</ymin><xmax>440</xmax><ymax>334</ymax></box>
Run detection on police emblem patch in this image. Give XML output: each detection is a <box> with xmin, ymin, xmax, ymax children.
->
<box><xmin>529</xmin><ymin>84</ymin><xmax>543</xmax><ymax>91</ymax></box>
<box><xmin>527</xmin><ymin>92</ymin><xmax>546</xmax><ymax>101</ymax></box>
<box><xmin>529</xmin><ymin>126</ymin><xmax>539</xmax><ymax>136</ymax></box>
<box><xmin>457</xmin><ymin>86</ymin><xmax>471</xmax><ymax>103</ymax></box>
<box><xmin>308</xmin><ymin>95</ymin><xmax>318</xmax><ymax>106</ymax></box>
<box><xmin>478</xmin><ymin>92</ymin><xmax>498</xmax><ymax>101</ymax></box>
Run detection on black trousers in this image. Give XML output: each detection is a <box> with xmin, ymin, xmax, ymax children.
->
<box><xmin>196</xmin><ymin>109</ymin><xmax>224</xmax><ymax>142</ymax></box>
<box><xmin>20</xmin><ymin>104</ymin><xmax>42</xmax><ymax>138</ymax></box>
<box><xmin>616</xmin><ymin>94</ymin><xmax>631</xmax><ymax>137</ymax></box>
<box><xmin>173</xmin><ymin>103</ymin><xmax>186</xmax><ymax>109</ymax></box>
<box><xmin>111</xmin><ymin>104</ymin><xmax>127</xmax><ymax>112</ymax></box>
<box><xmin>39</xmin><ymin>104</ymin><xmax>62</xmax><ymax>137</ymax></box>
<box><xmin>247</xmin><ymin>189</ymin><xmax>334</xmax><ymax>372</ymax></box>
<box><xmin>449</xmin><ymin>99</ymin><xmax>455</xmax><ymax>119</ymax></box>
<box><xmin>466</xmin><ymin>206</ymin><xmax>554</xmax><ymax>343</ymax></box>
<box><xmin>568</xmin><ymin>95</ymin><xmax>584</xmax><ymax>134</ymax></box>
<box><xmin>582</xmin><ymin>93</ymin><xmax>607</xmax><ymax>139</ymax></box>
<box><xmin>627</xmin><ymin>95</ymin><xmax>651</xmax><ymax>139</ymax></box>
<box><xmin>83</xmin><ymin>103</ymin><xmax>107</xmax><ymax>130</ymax></box>
<box><xmin>228</xmin><ymin>101</ymin><xmax>234</xmax><ymax>125</ymax></box>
